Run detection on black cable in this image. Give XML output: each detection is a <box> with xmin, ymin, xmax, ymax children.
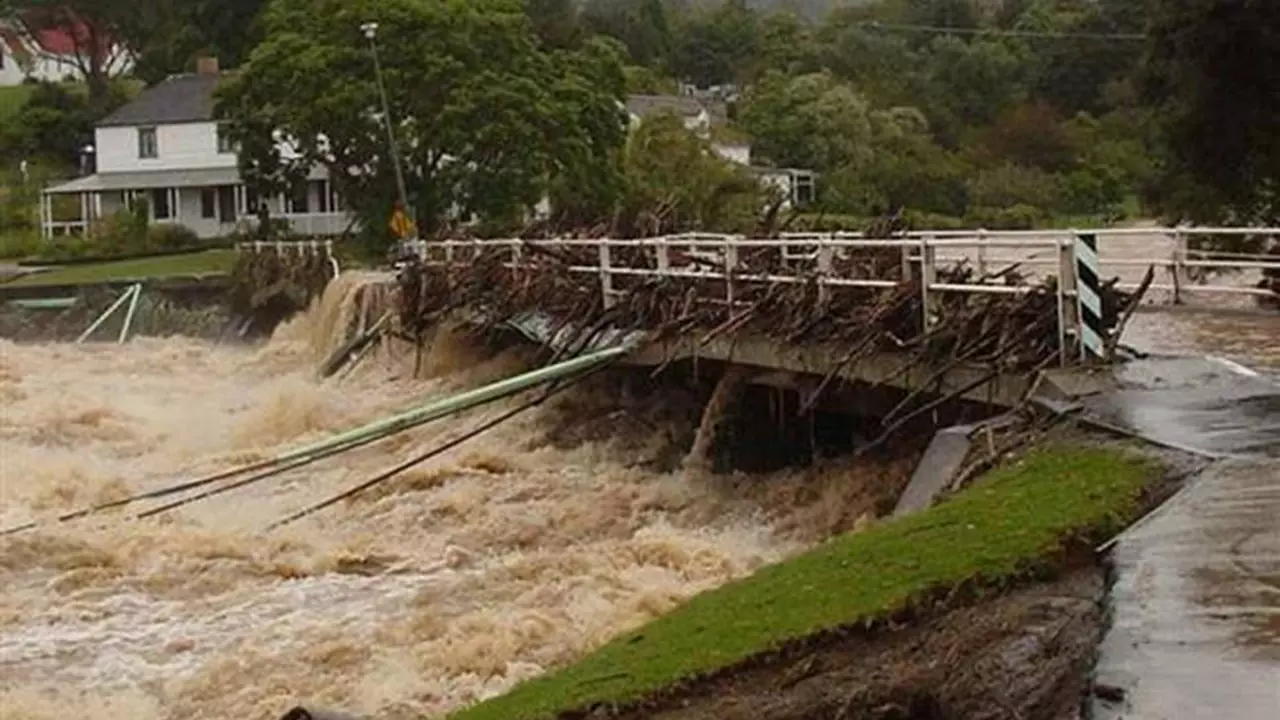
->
<box><xmin>263</xmin><ymin>361</ymin><xmax>611</xmax><ymax>532</ymax></box>
<box><xmin>0</xmin><ymin>452</ymin><xmax>290</xmax><ymax>537</ymax></box>
<box><xmin>2</xmin><ymin>353</ymin><xmax>619</xmax><ymax>536</ymax></box>
<box><xmin>4</xmin><ymin>366</ymin><xmax>528</xmax><ymax>536</ymax></box>
<box><xmin>137</xmin><ymin>372</ymin><xmax>562</xmax><ymax>520</ymax></box>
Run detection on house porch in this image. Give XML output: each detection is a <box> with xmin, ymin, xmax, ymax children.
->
<box><xmin>41</xmin><ymin>167</ymin><xmax>355</xmax><ymax>240</ymax></box>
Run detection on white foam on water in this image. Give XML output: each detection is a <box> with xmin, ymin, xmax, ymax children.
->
<box><xmin>1</xmin><ymin>278</ymin><xmax>883</xmax><ymax>719</ymax></box>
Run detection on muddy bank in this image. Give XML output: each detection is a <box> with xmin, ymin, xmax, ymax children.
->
<box><xmin>2</xmin><ymin>281</ymin><xmax>231</xmax><ymax>340</ymax></box>
<box><xmin>0</xmin><ymin>282</ymin><xmax>233</xmax><ymax>342</ymax></box>
<box><xmin>547</xmin><ymin>441</ymin><xmax>1194</xmax><ymax>720</ymax></box>
<box><xmin>590</xmin><ymin>568</ymin><xmax>1106</xmax><ymax>720</ymax></box>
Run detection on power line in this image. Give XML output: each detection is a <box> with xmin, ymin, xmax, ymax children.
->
<box><xmin>858</xmin><ymin>21</ymin><xmax>1147</xmax><ymax>42</ymax></box>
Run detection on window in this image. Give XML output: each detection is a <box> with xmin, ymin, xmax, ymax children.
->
<box><xmin>216</xmin><ymin>124</ymin><xmax>234</xmax><ymax>154</ymax></box>
<box><xmin>287</xmin><ymin>183</ymin><xmax>309</xmax><ymax>214</ymax></box>
<box><xmin>138</xmin><ymin>127</ymin><xmax>158</xmax><ymax>159</ymax></box>
<box><xmin>201</xmin><ymin>188</ymin><xmax>217</xmax><ymax>219</ymax></box>
<box><xmin>793</xmin><ymin>173</ymin><xmax>815</xmax><ymax>207</ymax></box>
<box><xmin>151</xmin><ymin>188</ymin><xmax>172</xmax><ymax>220</ymax></box>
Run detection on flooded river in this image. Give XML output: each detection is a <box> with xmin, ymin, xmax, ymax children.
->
<box><xmin>0</xmin><ymin>239</ymin><xmax>1275</xmax><ymax>719</ymax></box>
<box><xmin>0</xmin><ymin>288</ymin><xmax>897</xmax><ymax>719</ymax></box>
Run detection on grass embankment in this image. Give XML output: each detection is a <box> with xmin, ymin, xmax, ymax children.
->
<box><xmin>5</xmin><ymin>249</ymin><xmax>236</xmax><ymax>287</ymax></box>
<box><xmin>453</xmin><ymin>446</ymin><xmax>1155</xmax><ymax>720</ymax></box>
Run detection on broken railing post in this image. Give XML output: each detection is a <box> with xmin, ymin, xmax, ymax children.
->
<box><xmin>816</xmin><ymin>233</ymin><xmax>833</xmax><ymax>305</ymax></box>
<box><xmin>598</xmin><ymin>239</ymin><xmax>614</xmax><ymax>308</ymax></box>
<box><xmin>919</xmin><ymin>234</ymin><xmax>937</xmax><ymax>330</ymax></box>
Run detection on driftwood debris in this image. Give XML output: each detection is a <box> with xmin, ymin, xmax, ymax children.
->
<box><xmin>402</xmin><ymin>238</ymin><xmax>1135</xmax><ymax>368</ymax></box>
<box><xmin>398</xmin><ymin>223</ymin><xmax>1142</xmax><ymax>449</ymax></box>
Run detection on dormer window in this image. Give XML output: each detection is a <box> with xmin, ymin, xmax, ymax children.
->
<box><xmin>138</xmin><ymin>127</ymin><xmax>158</xmax><ymax>159</ymax></box>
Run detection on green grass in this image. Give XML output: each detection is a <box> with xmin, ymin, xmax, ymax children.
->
<box><xmin>451</xmin><ymin>446</ymin><xmax>1156</xmax><ymax>720</ymax></box>
<box><xmin>0</xmin><ymin>85</ymin><xmax>33</xmax><ymax>123</ymax></box>
<box><xmin>6</xmin><ymin>249</ymin><xmax>236</xmax><ymax>287</ymax></box>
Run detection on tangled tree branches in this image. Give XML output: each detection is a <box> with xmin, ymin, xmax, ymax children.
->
<box><xmin>400</xmin><ymin>233</ymin><xmax>1140</xmax><ymax>380</ymax></box>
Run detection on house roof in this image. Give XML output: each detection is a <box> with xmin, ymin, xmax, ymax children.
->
<box><xmin>97</xmin><ymin>73</ymin><xmax>220</xmax><ymax>127</ymax></box>
<box><xmin>626</xmin><ymin>94</ymin><xmax>706</xmax><ymax>120</ymax></box>
<box><xmin>31</xmin><ymin>25</ymin><xmax>81</xmax><ymax>56</ymax></box>
<box><xmin>45</xmin><ymin>165</ymin><xmax>329</xmax><ymax>194</ymax></box>
<box><xmin>5</xmin><ymin>13</ymin><xmax>117</xmax><ymax>61</ymax></box>
<box><xmin>45</xmin><ymin>167</ymin><xmax>242</xmax><ymax>194</ymax></box>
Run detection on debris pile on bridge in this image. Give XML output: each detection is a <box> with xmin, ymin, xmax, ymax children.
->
<box><xmin>399</xmin><ymin>234</ymin><xmax>1141</xmax><ymax>377</ymax></box>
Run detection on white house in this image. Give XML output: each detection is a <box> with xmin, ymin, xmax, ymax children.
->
<box><xmin>0</xmin><ymin>19</ymin><xmax>131</xmax><ymax>87</ymax></box>
<box><xmin>41</xmin><ymin>58</ymin><xmax>353</xmax><ymax>239</ymax></box>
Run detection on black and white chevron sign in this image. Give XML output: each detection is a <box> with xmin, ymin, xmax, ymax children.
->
<box><xmin>1074</xmin><ymin>233</ymin><xmax>1105</xmax><ymax>359</ymax></box>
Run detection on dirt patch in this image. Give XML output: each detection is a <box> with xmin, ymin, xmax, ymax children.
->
<box><xmin>588</xmin><ymin>568</ymin><xmax>1106</xmax><ymax>720</ymax></box>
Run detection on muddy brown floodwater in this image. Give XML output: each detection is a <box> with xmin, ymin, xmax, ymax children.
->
<box><xmin>0</xmin><ymin>281</ymin><xmax>902</xmax><ymax>720</ymax></box>
<box><xmin>0</xmin><ymin>231</ymin><xmax>1275</xmax><ymax>719</ymax></box>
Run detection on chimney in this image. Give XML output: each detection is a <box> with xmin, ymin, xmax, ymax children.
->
<box><xmin>196</xmin><ymin>56</ymin><xmax>219</xmax><ymax>76</ymax></box>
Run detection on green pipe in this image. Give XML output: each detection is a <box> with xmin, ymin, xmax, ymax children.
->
<box><xmin>76</xmin><ymin>284</ymin><xmax>138</xmax><ymax>344</ymax></box>
<box><xmin>8</xmin><ymin>297</ymin><xmax>78</xmax><ymax>310</ymax></box>
<box><xmin>118</xmin><ymin>283</ymin><xmax>143</xmax><ymax>343</ymax></box>
<box><xmin>0</xmin><ymin>345</ymin><xmax>635</xmax><ymax>539</ymax></box>
<box><xmin>278</xmin><ymin>342</ymin><xmax>635</xmax><ymax>464</ymax></box>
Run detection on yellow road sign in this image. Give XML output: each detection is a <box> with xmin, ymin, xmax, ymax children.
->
<box><xmin>389</xmin><ymin>209</ymin><xmax>415</xmax><ymax>239</ymax></box>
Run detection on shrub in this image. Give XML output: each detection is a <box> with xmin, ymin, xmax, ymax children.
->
<box><xmin>966</xmin><ymin>163</ymin><xmax>1060</xmax><ymax>210</ymax></box>
<box><xmin>146</xmin><ymin>224</ymin><xmax>201</xmax><ymax>252</ymax></box>
<box><xmin>965</xmin><ymin>204</ymin><xmax>1045</xmax><ymax>230</ymax></box>
<box><xmin>1060</xmin><ymin>166</ymin><xmax>1127</xmax><ymax>216</ymax></box>
<box><xmin>0</xmin><ymin>231</ymin><xmax>42</xmax><ymax>260</ymax></box>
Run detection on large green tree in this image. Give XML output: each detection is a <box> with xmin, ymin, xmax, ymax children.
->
<box><xmin>1142</xmin><ymin>0</ymin><xmax>1280</xmax><ymax>225</ymax></box>
<box><xmin>130</xmin><ymin>0</ymin><xmax>269</xmax><ymax>83</ymax></box>
<box><xmin>217</xmin><ymin>0</ymin><xmax>630</xmax><ymax>241</ymax></box>
<box><xmin>669</xmin><ymin>0</ymin><xmax>759</xmax><ymax>86</ymax></box>
<box><xmin>738</xmin><ymin>70</ymin><xmax>879</xmax><ymax>173</ymax></box>
<box><xmin>617</xmin><ymin>113</ymin><xmax>768</xmax><ymax>235</ymax></box>
<box><xmin>581</xmin><ymin>0</ymin><xmax>673</xmax><ymax>67</ymax></box>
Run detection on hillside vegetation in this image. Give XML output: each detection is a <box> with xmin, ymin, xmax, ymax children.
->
<box><xmin>2</xmin><ymin>1</ymin><xmax>1274</xmax><ymax>254</ymax></box>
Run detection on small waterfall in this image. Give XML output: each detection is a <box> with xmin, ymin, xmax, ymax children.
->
<box><xmin>300</xmin><ymin>270</ymin><xmax>400</xmax><ymax>365</ymax></box>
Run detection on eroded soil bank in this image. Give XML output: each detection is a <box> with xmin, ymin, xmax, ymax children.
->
<box><xmin>590</xmin><ymin>568</ymin><xmax>1106</xmax><ymax>720</ymax></box>
<box><xmin>0</xmin><ymin>282</ymin><xmax>231</xmax><ymax>342</ymax></box>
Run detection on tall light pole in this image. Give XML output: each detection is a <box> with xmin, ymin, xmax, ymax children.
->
<box><xmin>361</xmin><ymin>22</ymin><xmax>413</xmax><ymax>237</ymax></box>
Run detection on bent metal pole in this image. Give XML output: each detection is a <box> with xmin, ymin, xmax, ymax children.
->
<box><xmin>76</xmin><ymin>283</ymin><xmax>139</xmax><ymax>344</ymax></box>
<box><xmin>0</xmin><ymin>342</ymin><xmax>636</xmax><ymax>536</ymax></box>
<box><xmin>279</xmin><ymin>340</ymin><xmax>638</xmax><ymax>462</ymax></box>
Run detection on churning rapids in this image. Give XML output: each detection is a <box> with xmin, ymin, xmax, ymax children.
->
<box><xmin>0</xmin><ymin>278</ymin><xmax>896</xmax><ymax>719</ymax></box>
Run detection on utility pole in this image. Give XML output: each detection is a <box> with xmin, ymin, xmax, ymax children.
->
<box><xmin>360</xmin><ymin>22</ymin><xmax>415</xmax><ymax>240</ymax></box>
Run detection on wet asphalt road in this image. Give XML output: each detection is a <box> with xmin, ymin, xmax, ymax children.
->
<box><xmin>1087</xmin><ymin>349</ymin><xmax>1279</xmax><ymax>718</ymax></box>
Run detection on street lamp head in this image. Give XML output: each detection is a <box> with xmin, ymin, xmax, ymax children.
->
<box><xmin>360</xmin><ymin>22</ymin><xmax>378</xmax><ymax>40</ymax></box>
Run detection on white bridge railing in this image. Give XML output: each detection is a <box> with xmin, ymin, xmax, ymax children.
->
<box><xmin>405</xmin><ymin>226</ymin><xmax>1280</xmax><ymax>365</ymax></box>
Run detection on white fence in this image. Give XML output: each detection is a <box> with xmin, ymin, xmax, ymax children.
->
<box><xmin>407</xmin><ymin>226</ymin><xmax>1280</xmax><ymax>365</ymax></box>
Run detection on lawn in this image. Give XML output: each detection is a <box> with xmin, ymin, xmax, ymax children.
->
<box><xmin>5</xmin><ymin>249</ymin><xmax>236</xmax><ymax>287</ymax></box>
<box><xmin>0</xmin><ymin>85</ymin><xmax>33</xmax><ymax>124</ymax></box>
<box><xmin>451</xmin><ymin>445</ymin><xmax>1156</xmax><ymax>720</ymax></box>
